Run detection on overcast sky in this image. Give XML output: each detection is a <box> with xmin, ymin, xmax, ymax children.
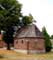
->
<box><xmin>18</xmin><ymin>0</ymin><xmax>53</xmax><ymax>35</ymax></box>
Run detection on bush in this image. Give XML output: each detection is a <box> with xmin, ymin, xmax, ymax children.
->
<box><xmin>46</xmin><ymin>47</ymin><xmax>52</xmax><ymax>52</ymax></box>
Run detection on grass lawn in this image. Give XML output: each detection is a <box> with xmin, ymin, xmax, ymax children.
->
<box><xmin>0</xmin><ymin>50</ymin><xmax>53</xmax><ymax>60</ymax></box>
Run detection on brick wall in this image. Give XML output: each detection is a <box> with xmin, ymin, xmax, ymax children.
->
<box><xmin>14</xmin><ymin>38</ymin><xmax>27</xmax><ymax>50</ymax></box>
<box><xmin>14</xmin><ymin>37</ymin><xmax>45</xmax><ymax>52</ymax></box>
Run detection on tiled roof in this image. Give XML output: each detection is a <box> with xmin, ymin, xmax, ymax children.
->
<box><xmin>15</xmin><ymin>24</ymin><xmax>43</xmax><ymax>38</ymax></box>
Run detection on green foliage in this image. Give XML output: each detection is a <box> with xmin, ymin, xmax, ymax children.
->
<box><xmin>51</xmin><ymin>35</ymin><xmax>53</xmax><ymax>39</ymax></box>
<box><xmin>22</xmin><ymin>14</ymin><xmax>33</xmax><ymax>26</ymax></box>
<box><xmin>0</xmin><ymin>0</ymin><xmax>22</xmax><ymax>30</ymax></box>
<box><xmin>42</xmin><ymin>27</ymin><xmax>52</xmax><ymax>52</ymax></box>
<box><xmin>0</xmin><ymin>0</ymin><xmax>22</xmax><ymax>50</ymax></box>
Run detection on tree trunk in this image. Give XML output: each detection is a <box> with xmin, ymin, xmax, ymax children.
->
<box><xmin>7</xmin><ymin>43</ymin><xmax>10</xmax><ymax>50</ymax></box>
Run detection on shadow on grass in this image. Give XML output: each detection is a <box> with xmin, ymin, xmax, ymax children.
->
<box><xmin>0</xmin><ymin>55</ymin><xmax>4</xmax><ymax>58</ymax></box>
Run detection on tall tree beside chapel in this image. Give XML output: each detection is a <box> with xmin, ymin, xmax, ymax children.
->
<box><xmin>42</xmin><ymin>27</ymin><xmax>52</xmax><ymax>52</ymax></box>
<box><xmin>0</xmin><ymin>0</ymin><xmax>33</xmax><ymax>50</ymax></box>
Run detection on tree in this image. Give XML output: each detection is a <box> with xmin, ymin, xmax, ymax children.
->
<box><xmin>51</xmin><ymin>35</ymin><xmax>53</xmax><ymax>39</ymax></box>
<box><xmin>22</xmin><ymin>14</ymin><xmax>33</xmax><ymax>26</ymax></box>
<box><xmin>42</xmin><ymin>27</ymin><xmax>52</xmax><ymax>52</ymax></box>
<box><xmin>0</xmin><ymin>0</ymin><xmax>22</xmax><ymax>50</ymax></box>
<box><xmin>0</xmin><ymin>0</ymin><xmax>33</xmax><ymax>50</ymax></box>
<box><xmin>0</xmin><ymin>0</ymin><xmax>22</xmax><ymax>29</ymax></box>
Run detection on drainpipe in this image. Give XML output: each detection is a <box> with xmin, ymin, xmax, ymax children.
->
<box><xmin>26</xmin><ymin>40</ymin><xmax>29</xmax><ymax>54</ymax></box>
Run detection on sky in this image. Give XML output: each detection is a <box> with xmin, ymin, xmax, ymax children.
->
<box><xmin>18</xmin><ymin>0</ymin><xmax>53</xmax><ymax>35</ymax></box>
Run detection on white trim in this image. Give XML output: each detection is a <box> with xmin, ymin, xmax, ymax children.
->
<box><xmin>14</xmin><ymin>49</ymin><xmax>45</xmax><ymax>54</ymax></box>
